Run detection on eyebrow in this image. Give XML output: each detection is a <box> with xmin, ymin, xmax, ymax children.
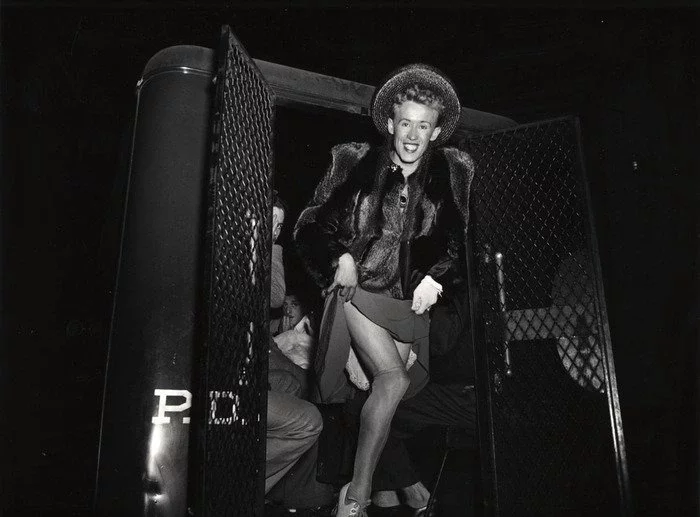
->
<box><xmin>399</xmin><ymin>118</ymin><xmax>433</xmax><ymax>126</ymax></box>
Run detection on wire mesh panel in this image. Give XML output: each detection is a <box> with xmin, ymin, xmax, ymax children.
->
<box><xmin>197</xmin><ymin>27</ymin><xmax>274</xmax><ymax>516</ymax></box>
<box><xmin>463</xmin><ymin>118</ymin><xmax>630</xmax><ymax>517</ymax></box>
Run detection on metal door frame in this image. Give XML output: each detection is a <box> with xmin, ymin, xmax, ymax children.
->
<box><xmin>464</xmin><ymin>115</ymin><xmax>631</xmax><ymax>516</ymax></box>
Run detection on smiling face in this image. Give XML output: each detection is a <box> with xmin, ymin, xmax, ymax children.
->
<box><xmin>387</xmin><ymin>100</ymin><xmax>442</xmax><ymax>175</ymax></box>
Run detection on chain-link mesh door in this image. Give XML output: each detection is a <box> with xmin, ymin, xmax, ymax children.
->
<box><xmin>463</xmin><ymin>117</ymin><xmax>630</xmax><ymax>517</ymax></box>
<box><xmin>195</xmin><ymin>27</ymin><xmax>274</xmax><ymax>516</ymax></box>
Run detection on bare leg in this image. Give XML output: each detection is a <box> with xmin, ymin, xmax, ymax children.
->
<box><xmin>342</xmin><ymin>301</ymin><xmax>412</xmax><ymax>505</ymax></box>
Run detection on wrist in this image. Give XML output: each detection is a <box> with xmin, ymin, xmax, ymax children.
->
<box><xmin>422</xmin><ymin>275</ymin><xmax>443</xmax><ymax>296</ymax></box>
<box><xmin>338</xmin><ymin>253</ymin><xmax>355</xmax><ymax>267</ymax></box>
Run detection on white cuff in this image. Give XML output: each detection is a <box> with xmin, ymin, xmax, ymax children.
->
<box><xmin>422</xmin><ymin>275</ymin><xmax>443</xmax><ymax>295</ymax></box>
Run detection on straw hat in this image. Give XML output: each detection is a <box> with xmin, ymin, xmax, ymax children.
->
<box><xmin>371</xmin><ymin>63</ymin><xmax>461</xmax><ymax>146</ymax></box>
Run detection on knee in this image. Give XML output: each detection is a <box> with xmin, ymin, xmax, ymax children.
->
<box><xmin>299</xmin><ymin>403</ymin><xmax>323</xmax><ymax>438</ymax></box>
<box><xmin>375</xmin><ymin>367</ymin><xmax>410</xmax><ymax>399</ymax></box>
<box><xmin>268</xmin><ymin>370</ymin><xmax>303</xmax><ymax>397</ymax></box>
<box><xmin>394</xmin><ymin>369</ymin><xmax>410</xmax><ymax>395</ymax></box>
<box><xmin>309</xmin><ymin>405</ymin><xmax>323</xmax><ymax>435</ymax></box>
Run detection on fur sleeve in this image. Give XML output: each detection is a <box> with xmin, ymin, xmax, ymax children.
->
<box><xmin>442</xmin><ymin>147</ymin><xmax>475</xmax><ymax>232</ymax></box>
<box><xmin>293</xmin><ymin>142</ymin><xmax>371</xmax><ymax>287</ymax></box>
<box><xmin>413</xmin><ymin>147</ymin><xmax>476</xmax><ymax>295</ymax></box>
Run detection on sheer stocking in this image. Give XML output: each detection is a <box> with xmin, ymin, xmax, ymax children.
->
<box><xmin>343</xmin><ymin>301</ymin><xmax>411</xmax><ymax>504</ymax></box>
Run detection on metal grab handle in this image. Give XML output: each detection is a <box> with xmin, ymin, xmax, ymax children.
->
<box><xmin>495</xmin><ymin>252</ymin><xmax>513</xmax><ymax>377</ymax></box>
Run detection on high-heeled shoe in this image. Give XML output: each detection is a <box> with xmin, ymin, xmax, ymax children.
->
<box><xmin>409</xmin><ymin>497</ymin><xmax>437</xmax><ymax>517</ymax></box>
<box><xmin>334</xmin><ymin>483</ymin><xmax>371</xmax><ymax>517</ymax></box>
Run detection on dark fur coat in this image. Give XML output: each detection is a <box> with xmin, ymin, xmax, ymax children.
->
<box><xmin>294</xmin><ymin>141</ymin><xmax>475</xmax><ymax>299</ymax></box>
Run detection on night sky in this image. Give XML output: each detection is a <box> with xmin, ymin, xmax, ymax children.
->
<box><xmin>1</xmin><ymin>3</ymin><xmax>697</xmax><ymax>516</ymax></box>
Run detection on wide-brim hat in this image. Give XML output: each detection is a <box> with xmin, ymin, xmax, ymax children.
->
<box><xmin>371</xmin><ymin>63</ymin><xmax>461</xmax><ymax>146</ymax></box>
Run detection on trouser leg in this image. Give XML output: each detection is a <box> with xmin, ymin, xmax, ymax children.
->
<box><xmin>372</xmin><ymin>383</ymin><xmax>477</xmax><ymax>491</ymax></box>
<box><xmin>266</xmin><ymin>441</ymin><xmax>335</xmax><ymax>508</ymax></box>
<box><xmin>265</xmin><ymin>391</ymin><xmax>323</xmax><ymax>493</ymax></box>
<box><xmin>393</xmin><ymin>383</ymin><xmax>476</xmax><ymax>435</ymax></box>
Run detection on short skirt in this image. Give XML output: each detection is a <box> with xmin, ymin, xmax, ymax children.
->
<box><xmin>313</xmin><ymin>286</ymin><xmax>430</xmax><ymax>404</ymax></box>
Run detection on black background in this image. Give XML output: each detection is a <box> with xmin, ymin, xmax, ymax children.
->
<box><xmin>1</xmin><ymin>2</ymin><xmax>697</xmax><ymax>516</ymax></box>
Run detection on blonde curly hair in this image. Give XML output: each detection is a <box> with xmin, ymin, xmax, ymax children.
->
<box><xmin>393</xmin><ymin>84</ymin><xmax>445</xmax><ymax>122</ymax></box>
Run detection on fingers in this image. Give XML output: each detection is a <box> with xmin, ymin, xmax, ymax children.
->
<box><xmin>411</xmin><ymin>291</ymin><xmax>422</xmax><ymax>311</ymax></box>
<box><xmin>281</xmin><ymin>315</ymin><xmax>290</xmax><ymax>331</ymax></box>
<box><xmin>413</xmin><ymin>300</ymin><xmax>426</xmax><ymax>315</ymax></box>
<box><xmin>346</xmin><ymin>285</ymin><xmax>356</xmax><ymax>301</ymax></box>
<box><xmin>323</xmin><ymin>280</ymin><xmax>339</xmax><ymax>297</ymax></box>
<box><xmin>411</xmin><ymin>297</ymin><xmax>422</xmax><ymax>314</ymax></box>
<box><xmin>339</xmin><ymin>283</ymin><xmax>357</xmax><ymax>301</ymax></box>
<box><xmin>301</xmin><ymin>319</ymin><xmax>312</xmax><ymax>335</ymax></box>
<box><xmin>412</xmin><ymin>296</ymin><xmax>432</xmax><ymax>315</ymax></box>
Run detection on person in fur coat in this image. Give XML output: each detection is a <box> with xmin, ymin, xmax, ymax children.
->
<box><xmin>293</xmin><ymin>63</ymin><xmax>475</xmax><ymax>517</ymax></box>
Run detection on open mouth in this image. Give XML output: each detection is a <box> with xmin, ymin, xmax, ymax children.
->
<box><xmin>403</xmin><ymin>143</ymin><xmax>419</xmax><ymax>153</ymax></box>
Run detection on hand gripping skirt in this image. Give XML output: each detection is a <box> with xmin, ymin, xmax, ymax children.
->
<box><xmin>312</xmin><ymin>286</ymin><xmax>430</xmax><ymax>404</ymax></box>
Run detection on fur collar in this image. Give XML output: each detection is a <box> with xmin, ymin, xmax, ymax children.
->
<box><xmin>329</xmin><ymin>141</ymin><xmax>474</xmax><ymax>231</ymax></box>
